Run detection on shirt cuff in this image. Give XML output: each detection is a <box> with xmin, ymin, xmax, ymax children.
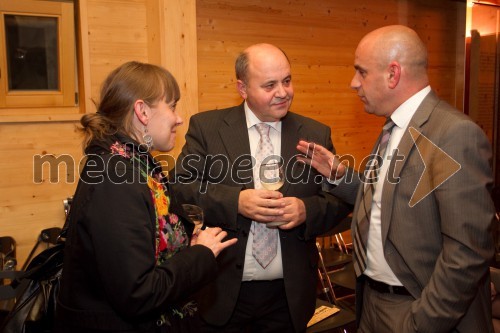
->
<box><xmin>322</xmin><ymin>175</ymin><xmax>344</xmax><ymax>192</ymax></box>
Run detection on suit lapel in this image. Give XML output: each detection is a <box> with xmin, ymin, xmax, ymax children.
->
<box><xmin>216</xmin><ymin>109</ymin><xmax>306</xmax><ymax>193</ymax></box>
<box><xmin>380</xmin><ymin>91</ymin><xmax>440</xmax><ymax>243</ymax></box>
<box><xmin>280</xmin><ymin>113</ymin><xmax>302</xmax><ymax>195</ymax></box>
<box><xmin>218</xmin><ymin>104</ymin><xmax>254</xmax><ymax>189</ymax></box>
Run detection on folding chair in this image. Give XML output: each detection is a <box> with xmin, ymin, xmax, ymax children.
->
<box><xmin>317</xmin><ymin>216</ymin><xmax>356</xmax><ymax>296</ymax></box>
<box><xmin>0</xmin><ymin>237</ymin><xmax>16</xmax><ymax>285</ymax></box>
<box><xmin>318</xmin><ymin>215</ymin><xmax>352</xmax><ymax>262</ymax></box>
<box><xmin>0</xmin><ymin>236</ymin><xmax>17</xmax><ymax>323</ymax></box>
<box><xmin>317</xmin><ymin>242</ymin><xmax>355</xmax><ymax>302</ymax></box>
<box><xmin>306</xmin><ymin>242</ymin><xmax>356</xmax><ymax>333</ymax></box>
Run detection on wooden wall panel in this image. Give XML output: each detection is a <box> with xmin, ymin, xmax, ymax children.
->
<box><xmin>1</xmin><ymin>0</ymin><xmax>466</xmax><ymax>266</ymax></box>
<box><xmin>0</xmin><ymin>0</ymin><xmax>152</xmax><ymax>266</ymax></box>
<box><xmin>0</xmin><ymin>122</ymin><xmax>81</xmax><ymax>265</ymax></box>
<box><xmin>85</xmin><ymin>0</ymin><xmax>149</xmax><ymax>107</ymax></box>
<box><xmin>196</xmin><ymin>0</ymin><xmax>466</xmax><ymax>167</ymax></box>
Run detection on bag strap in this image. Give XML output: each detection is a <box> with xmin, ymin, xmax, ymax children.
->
<box><xmin>0</xmin><ymin>284</ymin><xmax>16</xmax><ymax>300</ymax></box>
<box><xmin>0</xmin><ymin>198</ymin><xmax>71</xmax><ymax>302</ymax></box>
<box><xmin>20</xmin><ymin>239</ymin><xmax>43</xmax><ymax>271</ymax></box>
<box><xmin>0</xmin><ymin>271</ymin><xmax>19</xmax><ymax>280</ymax></box>
<box><xmin>0</xmin><ymin>270</ymin><xmax>21</xmax><ymax>300</ymax></box>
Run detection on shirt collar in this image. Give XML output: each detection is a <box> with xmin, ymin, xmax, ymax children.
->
<box><xmin>244</xmin><ymin>101</ymin><xmax>281</xmax><ymax>132</ymax></box>
<box><xmin>390</xmin><ymin>85</ymin><xmax>431</xmax><ymax>129</ymax></box>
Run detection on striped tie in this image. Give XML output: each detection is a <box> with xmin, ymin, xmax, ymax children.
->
<box><xmin>353</xmin><ymin>118</ymin><xmax>395</xmax><ymax>277</ymax></box>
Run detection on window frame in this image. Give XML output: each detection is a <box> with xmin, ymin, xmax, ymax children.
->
<box><xmin>0</xmin><ymin>0</ymin><xmax>76</xmax><ymax>111</ymax></box>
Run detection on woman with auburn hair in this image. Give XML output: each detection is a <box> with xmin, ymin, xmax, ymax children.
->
<box><xmin>55</xmin><ymin>61</ymin><xmax>236</xmax><ymax>333</ymax></box>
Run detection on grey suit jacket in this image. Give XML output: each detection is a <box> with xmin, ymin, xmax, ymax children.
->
<box><xmin>341</xmin><ymin>91</ymin><xmax>495</xmax><ymax>332</ymax></box>
<box><xmin>171</xmin><ymin>104</ymin><xmax>352</xmax><ymax>331</ymax></box>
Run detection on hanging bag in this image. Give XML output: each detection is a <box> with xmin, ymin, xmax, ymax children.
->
<box><xmin>0</xmin><ymin>242</ymin><xmax>64</xmax><ymax>333</ymax></box>
<box><xmin>0</xmin><ymin>198</ymin><xmax>71</xmax><ymax>333</ymax></box>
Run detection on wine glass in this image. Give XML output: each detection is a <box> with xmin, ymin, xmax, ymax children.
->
<box><xmin>181</xmin><ymin>204</ymin><xmax>204</xmax><ymax>236</ymax></box>
<box><xmin>259</xmin><ymin>160</ymin><xmax>285</xmax><ymax>227</ymax></box>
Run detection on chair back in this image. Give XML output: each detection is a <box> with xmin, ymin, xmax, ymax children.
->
<box><xmin>0</xmin><ymin>237</ymin><xmax>16</xmax><ymax>284</ymax></box>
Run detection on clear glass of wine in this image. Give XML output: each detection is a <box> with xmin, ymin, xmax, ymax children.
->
<box><xmin>259</xmin><ymin>160</ymin><xmax>286</xmax><ymax>228</ymax></box>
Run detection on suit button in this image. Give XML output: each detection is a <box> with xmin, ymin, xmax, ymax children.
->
<box><xmin>241</xmin><ymin>231</ymin><xmax>248</xmax><ymax>237</ymax></box>
<box><xmin>236</xmin><ymin>264</ymin><xmax>243</xmax><ymax>269</ymax></box>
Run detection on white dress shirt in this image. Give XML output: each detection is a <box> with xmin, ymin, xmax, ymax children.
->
<box><xmin>364</xmin><ymin>86</ymin><xmax>431</xmax><ymax>284</ymax></box>
<box><xmin>242</xmin><ymin>101</ymin><xmax>284</xmax><ymax>281</ymax></box>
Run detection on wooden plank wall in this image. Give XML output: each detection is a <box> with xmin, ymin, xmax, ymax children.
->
<box><xmin>196</xmin><ymin>0</ymin><xmax>466</xmax><ymax>249</ymax></box>
<box><xmin>0</xmin><ymin>0</ymin><xmax>151</xmax><ymax>266</ymax></box>
<box><xmin>0</xmin><ymin>0</ymin><xmax>466</xmax><ymax>266</ymax></box>
<box><xmin>196</xmin><ymin>0</ymin><xmax>466</xmax><ymax>165</ymax></box>
<box><xmin>0</xmin><ymin>122</ymin><xmax>81</xmax><ymax>264</ymax></box>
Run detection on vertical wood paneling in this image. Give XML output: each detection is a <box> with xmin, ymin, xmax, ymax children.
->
<box><xmin>0</xmin><ymin>122</ymin><xmax>82</xmax><ymax>265</ymax></box>
<box><xmin>0</xmin><ymin>0</ymin><xmax>153</xmax><ymax>265</ymax></box>
<box><xmin>86</xmin><ymin>0</ymin><xmax>149</xmax><ymax>103</ymax></box>
<box><xmin>161</xmin><ymin>0</ymin><xmax>199</xmax><ymax>160</ymax></box>
<box><xmin>1</xmin><ymin>0</ymin><xmax>466</xmax><ymax>266</ymax></box>
<box><xmin>196</xmin><ymin>0</ymin><xmax>466</xmax><ymax>167</ymax></box>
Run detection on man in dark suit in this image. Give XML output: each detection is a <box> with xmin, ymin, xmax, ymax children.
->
<box><xmin>171</xmin><ymin>43</ymin><xmax>351</xmax><ymax>332</ymax></box>
<box><xmin>297</xmin><ymin>25</ymin><xmax>495</xmax><ymax>332</ymax></box>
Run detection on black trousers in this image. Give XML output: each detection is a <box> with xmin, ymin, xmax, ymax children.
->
<box><xmin>200</xmin><ymin>279</ymin><xmax>297</xmax><ymax>333</ymax></box>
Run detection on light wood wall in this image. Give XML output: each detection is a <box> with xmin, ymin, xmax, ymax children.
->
<box><xmin>196</xmin><ymin>0</ymin><xmax>465</xmax><ymax>248</ymax></box>
<box><xmin>196</xmin><ymin>0</ymin><xmax>466</xmax><ymax>164</ymax></box>
<box><xmin>0</xmin><ymin>0</ymin><xmax>466</xmax><ymax>266</ymax></box>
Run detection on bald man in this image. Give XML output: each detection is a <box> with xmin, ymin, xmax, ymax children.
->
<box><xmin>172</xmin><ymin>43</ymin><xmax>351</xmax><ymax>332</ymax></box>
<box><xmin>297</xmin><ymin>25</ymin><xmax>495</xmax><ymax>332</ymax></box>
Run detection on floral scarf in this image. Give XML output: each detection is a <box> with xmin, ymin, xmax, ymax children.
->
<box><xmin>109</xmin><ymin>141</ymin><xmax>195</xmax><ymax>323</ymax></box>
<box><xmin>110</xmin><ymin>141</ymin><xmax>189</xmax><ymax>263</ymax></box>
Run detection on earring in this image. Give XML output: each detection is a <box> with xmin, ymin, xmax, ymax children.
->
<box><xmin>143</xmin><ymin>125</ymin><xmax>153</xmax><ymax>151</ymax></box>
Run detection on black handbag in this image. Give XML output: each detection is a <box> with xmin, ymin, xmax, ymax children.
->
<box><xmin>0</xmin><ymin>228</ymin><xmax>65</xmax><ymax>333</ymax></box>
<box><xmin>0</xmin><ymin>242</ymin><xmax>64</xmax><ymax>333</ymax></box>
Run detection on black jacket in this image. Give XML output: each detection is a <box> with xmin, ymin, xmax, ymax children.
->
<box><xmin>172</xmin><ymin>106</ymin><xmax>352</xmax><ymax>331</ymax></box>
<box><xmin>56</xmin><ymin>134</ymin><xmax>217</xmax><ymax>333</ymax></box>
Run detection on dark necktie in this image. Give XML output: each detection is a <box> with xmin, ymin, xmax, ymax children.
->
<box><xmin>353</xmin><ymin>118</ymin><xmax>395</xmax><ymax>276</ymax></box>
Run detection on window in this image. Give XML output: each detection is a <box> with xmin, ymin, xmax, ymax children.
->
<box><xmin>0</xmin><ymin>0</ymin><xmax>76</xmax><ymax>109</ymax></box>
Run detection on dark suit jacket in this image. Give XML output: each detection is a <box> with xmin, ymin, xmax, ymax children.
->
<box><xmin>171</xmin><ymin>104</ymin><xmax>351</xmax><ymax>331</ymax></box>
<box><xmin>339</xmin><ymin>91</ymin><xmax>495</xmax><ymax>332</ymax></box>
<box><xmin>56</xmin><ymin>137</ymin><xmax>217</xmax><ymax>333</ymax></box>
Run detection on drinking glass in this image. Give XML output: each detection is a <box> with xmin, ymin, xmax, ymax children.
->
<box><xmin>181</xmin><ymin>204</ymin><xmax>204</xmax><ymax>236</ymax></box>
<box><xmin>259</xmin><ymin>160</ymin><xmax>286</xmax><ymax>227</ymax></box>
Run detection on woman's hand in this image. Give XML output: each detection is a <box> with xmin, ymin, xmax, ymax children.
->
<box><xmin>192</xmin><ymin>227</ymin><xmax>237</xmax><ymax>257</ymax></box>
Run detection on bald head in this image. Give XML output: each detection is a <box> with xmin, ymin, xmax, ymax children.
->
<box><xmin>351</xmin><ymin>25</ymin><xmax>430</xmax><ymax>117</ymax></box>
<box><xmin>234</xmin><ymin>43</ymin><xmax>293</xmax><ymax>121</ymax></box>
<box><xmin>359</xmin><ymin>25</ymin><xmax>428</xmax><ymax>81</ymax></box>
<box><xmin>235</xmin><ymin>43</ymin><xmax>290</xmax><ymax>83</ymax></box>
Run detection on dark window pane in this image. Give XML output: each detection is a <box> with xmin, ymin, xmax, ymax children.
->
<box><xmin>5</xmin><ymin>15</ymin><xmax>59</xmax><ymax>91</ymax></box>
